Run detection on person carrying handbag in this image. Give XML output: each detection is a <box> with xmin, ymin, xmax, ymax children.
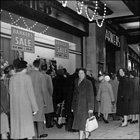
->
<box><xmin>85</xmin><ymin>112</ymin><xmax>98</xmax><ymax>137</ymax></box>
<box><xmin>71</xmin><ymin>68</ymin><xmax>94</xmax><ymax>139</ymax></box>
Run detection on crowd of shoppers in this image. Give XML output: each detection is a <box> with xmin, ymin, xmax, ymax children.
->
<box><xmin>117</xmin><ymin>68</ymin><xmax>140</xmax><ymax>127</ymax></box>
<box><xmin>0</xmin><ymin>52</ymin><xmax>140</xmax><ymax>139</ymax></box>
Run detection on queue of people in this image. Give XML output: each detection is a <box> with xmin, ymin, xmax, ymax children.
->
<box><xmin>0</xmin><ymin>54</ymin><xmax>140</xmax><ymax>139</ymax></box>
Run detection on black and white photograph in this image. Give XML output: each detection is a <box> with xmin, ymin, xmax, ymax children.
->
<box><xmin>0</xmin><ymin>0</ymin><xmax>139</xmax><ymax>139</ymax></box>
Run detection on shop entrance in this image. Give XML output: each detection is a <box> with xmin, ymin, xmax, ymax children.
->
<box><xmin>106</xmin><ymin>41</ymin><xmax>120</xmax><ymax>74</ymax></box>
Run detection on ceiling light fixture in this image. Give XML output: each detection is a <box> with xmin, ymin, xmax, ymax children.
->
<box><xmin>60</xmin><ymin>0</ymin><xmax>107</xmax><ymax>27</ymax></box>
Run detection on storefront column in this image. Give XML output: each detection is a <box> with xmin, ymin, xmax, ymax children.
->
<box><xmin>84</xmin><ymin>23</ymin><xmax>97</xmax><ymax>77</ymax></box>
<box><xmin>120</xmin><ymin>35</ymin><xmax>128</xmax><ymax>69</ymax></box>
<box><xmin>96</xmin><ymin>24</ymin><xmax>106</xmax><ymax>74</ymax></box>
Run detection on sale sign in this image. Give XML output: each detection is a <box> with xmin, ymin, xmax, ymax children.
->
<box><xmin>11</xmin><ymin>27</ymin><xmax>35</xmax><ymax>53</ymax></box>
<box><xmin>55</xmin><ymin>39</ymin><xmax>69</xmax><ymax>59</ymax></box>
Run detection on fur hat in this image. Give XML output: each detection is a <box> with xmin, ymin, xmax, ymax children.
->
<box><xmin>104</xmin><ymin>75</ymin><xmax>110</xmax><ymax>82</ymax></box>
<box><xmin>99</xmin><ymin>76</ymin><xmax>104</xmax><ymax>81</ymax></box>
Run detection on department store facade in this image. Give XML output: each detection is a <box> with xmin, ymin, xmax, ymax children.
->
<box><xmin>1</xmin><ymin>1</ymin><xmax>139</xmax><ymax>77</ymax></box>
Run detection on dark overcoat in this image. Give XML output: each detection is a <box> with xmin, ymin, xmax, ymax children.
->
<box><xmin>0</xmin><ymin>80</ymin><xmax>9</xmax><ymax>114</ymax></box>
<box><xmin>129</xmin><ymin>77</ymin><xmax>140</xmax><ymax>114</ymax></box>
<box><xmin>72</xmin><ymin>78</ymin><xmax>94</xmax><ymax>131</ymax></box>
<box><xmin>117</xmin><ymin>76</ymin><xmax>130</xmax><ymax>116</ymax></box>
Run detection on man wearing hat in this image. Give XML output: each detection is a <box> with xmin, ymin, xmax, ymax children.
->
<box><xmin>9</xmin><ymin>60</ymin><xmax>38</xmax><ymax>139</ymax></box>
<box><xmin>28</xmin><ymin>59</ymin><xmax>48</xmax><ymax>138</ymax></box>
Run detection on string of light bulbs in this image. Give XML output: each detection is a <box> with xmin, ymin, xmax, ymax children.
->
<box><xmin>96</xmin><ymin>3</ymin><xmax>106</xmax><ymax>27</ymax></box>
<box><xmin>76</xmin><ymin>1</ymin><xmax>84</xmax><ymax>15</ymax></box>
<box><xmin>7</xmin><ymin>11</ymin><xmax>49</xmax><ymax>34</ymax></box>
<box><xmin>60</xmin><ymin>0</ymin><xmax>107</xmax><ymax>27</ymax></box>
<box><xmin>85</xmin><ymin>1</ymin><xmax>98</xmax><ymax>22</ymax></box>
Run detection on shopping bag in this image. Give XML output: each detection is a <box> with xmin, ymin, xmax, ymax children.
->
<box><xmin>85</xmin><ymin>115</ymin><xmax>98</xmax><ymax>132</ymax></box>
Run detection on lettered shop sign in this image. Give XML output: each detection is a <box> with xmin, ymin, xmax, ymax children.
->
<box><xmin>11</xmin><ymin>27</ymin><xmax>35</xmax><ymax>53</ymax></box>
<box><xmin>55</xmin><ymin>39</ymin><xmax>69</xmax><ymax>59</ymax></box>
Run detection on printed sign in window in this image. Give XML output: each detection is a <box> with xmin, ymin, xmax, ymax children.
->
<box><xmin>11</xmin><ymin>27</ymin><xmax>35</xmax><ymax>53</ymax></box>
<box><xmin>55</xmin><ymin>39</ymin><xmax>69</xmax><ymax>59</ymax></box>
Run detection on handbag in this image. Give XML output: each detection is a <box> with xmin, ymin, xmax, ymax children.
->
<box><xmin>85</xmin><ymin>115</ymin><xmax>98</xmax><ymax>132</ymax></box>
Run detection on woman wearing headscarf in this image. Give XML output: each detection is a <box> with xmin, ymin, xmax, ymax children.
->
<box><xmin>96</xmin><ymin>75</ymin><xmax>115</xmax><ymax>123</ymax></box>
<box><xmin>72</xmin><ymin>68</ymin><xmax>94</xmax><ymax>139</ymax></box>
<box><xmin>9</xmin><ymin>60</ymin><xmax>38</xmax><ymax>139</ymax></box>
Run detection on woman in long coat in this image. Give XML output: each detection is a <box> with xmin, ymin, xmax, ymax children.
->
<box><xmin>72</xmin><ymin>68</ymin><xmax>94</xmax><ymax>139</ymax></box>
<box><xmin>9</xmin><ymin>60</ymin><xmax>38</xmax><ymax>139</ymax></box>
<box><xmin>116</xmin><ymin>68</ymin><xmax>130</xmax><ymax>127</ymax></box>
<box><xmin>96</xmin><ymin>75</ymin><xmax>115</xmax><ymax>123</ymax></box>
<box><xmin>129</xmin><ymin>71</ymin><xmax>140</xmax><ymax>123</ymax></box>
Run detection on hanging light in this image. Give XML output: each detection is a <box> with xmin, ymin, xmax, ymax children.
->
<box><xmin>60</xmin><ymin>0</ymin><xmax>107</xmax><ymax>27</ymax></box>
<box><xmin>76</xmin><ymin>1</ymin><xmax>84</xmax><ymax>15</ymax></box>
<box><xmin>96</xmin><ymin>3</ymin><xmax>106</xmax><ymax>27</ymax></box>
<box><xmin>85</xmin><ymin>1</ymin><xmax>98</xmax><ymax>22</ymax></box>
<box><xmin>61</xmin><ymin>0</ymin><xmax>67</xmax><ymax>7</ymax></box>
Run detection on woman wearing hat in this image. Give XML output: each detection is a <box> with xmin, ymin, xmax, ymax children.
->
<box><xmin>96</xmin><ymin>75</ymin><xmax>115</xmax><ymax>123</ymax></box>
<box><xmin>9</xmin><ymin>60</ymin><xmax>38</xmax><ymax>139</ymax></box>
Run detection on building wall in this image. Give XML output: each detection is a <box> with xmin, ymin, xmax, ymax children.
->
<box><xmin>0</xmin><ymin>22</ymin><xmax>82</xmax><ymax>74</ymax></box>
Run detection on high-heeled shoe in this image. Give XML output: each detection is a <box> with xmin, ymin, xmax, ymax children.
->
<box><xmin>134</xmin><ymin>120</ymin><xmax>138</xmax><ymax>123</ymax></box>
<box><xmin>103</xmin><ymin>117</ymin><xmax>109</xmax><ymax>123</ymax></box>
<box><xmin>121</xmin><ymin>123</ymin><xmax>128</xmax><ymax>127</ymax></box>
<box><xmin>85</xmin><ymin>132</ymin><xmax>91</xmax><ymax>139</ymax></box>
<box><xmin>130</xmin><ymin>120</ymin><xmax>138</xmax><ymax>124</ymax></box>
<box><xmin>128</xmin><ymin>119</ymin><xmax>132</xmax><ymax>122</ymax></box>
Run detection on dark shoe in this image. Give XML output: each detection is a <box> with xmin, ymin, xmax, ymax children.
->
<box><xmin>134</xmin><ymin>120</ymin><xmax>138</xmax><ymax>123</ymax></box>
<box><xmin>39</xmin><ymin>134</ymin><xmax>48</xmax><ymax>138</ymax></box>
<box><xmin>88</xmin><ymin>132</ymin><xmax>91</xmax><ymax>138</ymax></box>
<box><xmin>103</xmin><ymin>117</ymin><xmax>109</xmax><ymax>123</ymax></box>
<box><xmin>130</xmin><ymin>120</ymin><xmax>136</xmax><ymax>124</ymax></box>
<box><xmin>128</xmin><ymin>119</ymin><xmax>132</xmax><ymax>122</ymax></box>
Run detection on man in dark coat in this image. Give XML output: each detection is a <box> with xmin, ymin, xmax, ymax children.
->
<box><xmin>64</xmin><ymin>69</ymin><xmax>79</xmax><ymax>132</ymax></box>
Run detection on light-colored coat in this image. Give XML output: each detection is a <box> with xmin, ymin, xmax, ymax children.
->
<box><xmin>97</xmin><ymin>81</ymin><xmax>114</xmax><ymax>114</ymax></box>
<box><xmin>9</xmin><ymin>72</ymin><xmax>38</xmax><ymax>139</ymax></box>
<box><xmin>43</xmin><ymin>73</ymin><xmax>54</xmax><ymax>114</ymax></box>
<box><xmin>110</xmin><ymin>79</ymin><xmax>119</xmax><ymax>113</ymax></box>
<box><xmin>29</xmin><ymin>70</ymin><xmax>47</xmax><ymax>122</ymax></box>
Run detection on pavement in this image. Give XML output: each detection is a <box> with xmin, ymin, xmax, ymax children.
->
<box><xmin>39</xmin><ymin>117</ymin><xmax>139</xmax><ymax>139</ymax></box>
